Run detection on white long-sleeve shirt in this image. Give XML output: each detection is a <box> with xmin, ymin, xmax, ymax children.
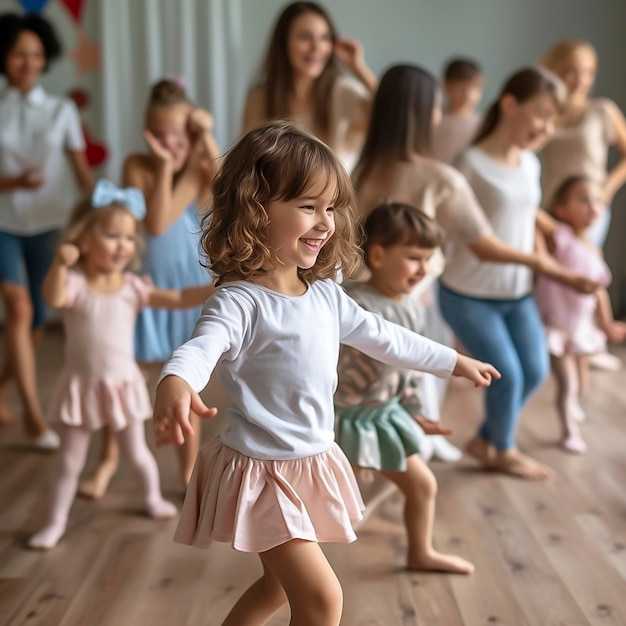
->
<box><xmin>160</xmin><ymin>279</ymin><xmax>458</xmax><ymax>460</ymax></box>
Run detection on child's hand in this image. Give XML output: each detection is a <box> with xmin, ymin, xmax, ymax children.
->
<box><xmin>605</xmin><ymin>321</ymin><xmax>626</xmax><ymax>344</ymax></box>
<box><xmin>142</xmin><ymin>129</ymin><xmax>174</xmax><ymax>165</ymax></box>
<box><xmin>414</xmin><ymin>415</ymin><xmax>453</xmax><ymax>436</ymax></box>
<box><xmin>58</xmin><ymin>243</ymin><xmax>80</xmax><ymax>267</ymax></box>
<box><xmin>187</xmin><ymin>108</ymin><xmax>213</xmax><ymax>136</ymax></box>
<box><xmin>453</xmin><ymin>354</ymin><xmax>501</xmax><ymax>388</ymax></box>
<box><xmin>153</xmin><ymin>375</ymin><xmax>218</xmax><ymax>446</ymax></box>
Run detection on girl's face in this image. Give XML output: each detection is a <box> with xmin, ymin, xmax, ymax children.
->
<box><xmin>504</xmin><ymin>92</ymin><xmax>558</xmax><ymax>149</ymax></box>
<box><xmin>145</xmin><ymin>104</ymin><xmax>192</xmax><ymax>172</ymax></box>
<box><xmin>4</xmin><ymin>30</ymin><xmax>45</xmax><ymax>91</ymax></box>
<box><xmin>369</xmin><ymin>243</ymin><xmax>435</xmax><ymax>300</ymax></box>
<box><xmin>555</xmin><ymin>181</ymin><xmax>598</xmax><ymax>231</ymax></box>
<box><xmin>287</xmin><ymin>12</ymin><xmax>333</xmax><ymax>80</ymax></box>
<box><xmin>265</xmin><ymin>176</ymin><xmax>336</xmax><ymax>273</ymax></box>
<box><xmin>80</xmin><ymin>211</ymin><xmax>138</xmax><ymax>273</ymax></box>
<box><xmin>558</xmin><ymin>49</ymin><xmax>597</xmax><ymax>98</ymax></box>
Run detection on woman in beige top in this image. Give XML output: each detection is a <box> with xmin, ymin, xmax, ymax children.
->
<box><xmin>539</xmin><ymin>40</ymin><xmax>626</xmax><ymax>247</ymax></box>
<box><xmin>242</xmin><ymin>1</ymin><xmax>376</xmax><ymax>173</ymax></box>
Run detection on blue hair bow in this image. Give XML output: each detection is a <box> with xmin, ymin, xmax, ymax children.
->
<box><xmin>91</xmin><ymin>179</ymin><xmax>146</xmax><ymax>220</ymax></box>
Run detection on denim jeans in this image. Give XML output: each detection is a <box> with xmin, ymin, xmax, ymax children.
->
<box><xmin>438</xmin><ymin>284</ymin><xmax>549</xmax><ymax>451</ymax></box>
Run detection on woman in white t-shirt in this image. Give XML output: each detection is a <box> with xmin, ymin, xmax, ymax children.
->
<box><xmin>0</xmin><ymin>13</ymin><xmax>92</xmax><ymax>448</ymax></box>
<box><xmin>242</xmin><ymin>1</ymin><xmax>376</xmax><ymax>173</ymax></box>
<box><xmin>439</xmin><ymin>67</ymin><xmax>565</xmax><ymax>480</ymax></box>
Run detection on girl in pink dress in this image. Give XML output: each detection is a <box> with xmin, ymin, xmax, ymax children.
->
<box><xmin>28</xmin><ymin>180</ymin><xmax>214</xmax><ymax>550</ymax></box>
<box><xmin>535</xmin><ymin>176</ymin><xmax>626</xmax><ymax>453</ymax></box>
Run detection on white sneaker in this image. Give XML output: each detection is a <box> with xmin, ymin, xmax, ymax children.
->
<box><xmin>430</xmin><ymin>435</ymin><xmax>463</xmax><ymax>463</ymax></box>
<box><xmin>589</xmin><ymin>352</ymin><xmax>622</xmax><ymax>371</ymax></box>
<box><xmin>31</xmin><ymin>430</ymin><xmax>61</xmax><ymax>451</ymax></box>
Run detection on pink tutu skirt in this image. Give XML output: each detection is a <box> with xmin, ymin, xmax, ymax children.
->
<box><xmin>174</xmin><ymin>437</ymin><xmax>365</xmax><ymax>553</ymax></box>
<box><xmin>545</xmin><ymin>321</ymin><xmax>606</xmax><ymax>358</ymax></box>
<box><xmin>46</xmin><ymin>370</ymin><xmax>152</xmax><ymax>432</ymax></box>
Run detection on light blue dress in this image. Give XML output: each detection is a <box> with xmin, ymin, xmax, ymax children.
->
<box><xmin>135</xmin><ymin>201</ymin><xmax>210</xmax><ymax>362</ymax></box>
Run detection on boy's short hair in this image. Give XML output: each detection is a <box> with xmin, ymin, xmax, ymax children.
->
<box><xmin>362</xmin><ymin>203</ymin><xmax>442</xmax><ymax>267</ymax></box>
<box><xmin>443</xmin><ymin>57</ymin><xmax>483</xmax><ymax>82</ymax></box>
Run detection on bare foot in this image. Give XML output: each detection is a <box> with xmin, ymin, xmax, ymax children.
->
<box><xmin>464</xmin><ymin>436</ymin><xmax>495</xmax><ymax>467</ymax></box>
<box><xmin>407</xmin><ymin>551</ymin><xmax>475</xmax><ymax>575</ymax></box>
<box><xmin>78</xmin><ymin>460</ymin><xmax>118</xmax><ymax>500</ymax></box>
<box><xmin>491</xmin><ymin>450</ymin><xmax>552</xmax><ymax>481</ymax></box>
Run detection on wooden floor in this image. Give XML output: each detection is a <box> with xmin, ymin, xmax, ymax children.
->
<box><xmin>1</xmin><ymin>327</ymin><xmax>626</xmax><ymax>625</ymax></box>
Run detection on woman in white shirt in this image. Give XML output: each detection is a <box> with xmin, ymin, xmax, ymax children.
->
<box><xmin>242</xmin><ymin>1</ymin><xmax>376</xmax><ymax>173</ymax></box>
<box><xmin>439</xmin><ymin>67</ymin><xmax>563</xmax><ymax>480</ymax></box>
<box><xmin>0</xmin><ymin>13</ymin><xmax>92</xmax><ymax>448</ymax></box>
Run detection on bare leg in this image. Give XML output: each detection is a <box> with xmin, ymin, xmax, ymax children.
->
<box><xmin>259</xmin><ymin>540</ymin><xmax>343</xmax><ymax>626</ymax></box>
<box><xmin>577</xmin><ymin>354</ymin><xmax>590</xmax><ymax>400</ymax></box>
<box><xmin>222</xmin><ymin>559</ymin><xmax>288</xmax><ymax>626</ymax></box>
<box><xmin>550</xmin><ymin>355</ymin><xmax>587</xmax><ymax>453</ymax></box>
<box><xmin>0</xmin><ymin>358</ymin><xmax>15</xmax><ymax>425</ymax></box>
<box><xmin>177</xmin><ymin>411</ymin><xmax>200</xmax><ymax>487</ymax></box>
<box><xmin>78</xmin><ymin>426</ymin><xmax>120</xmax><ymax>499</ymax></box>
<box><xmin>115</xmin><ymin>420</ymin><xmax>177</xmax><ymax>518</ymax></box>
<box><xmin>1</xmin><ymin>282</ymin><xmax>49</xmax><ymax>438</ymax></box>
<box><xmin>381</xmin><ymin>454</ymin><xmax>474</xmax><ymax>574</ymax></box>
<box><xmin>28</xmin><ymin>425</ymin><xmax>91</xmax><ymax>549</ymax></box>
<box><xmin>464</xmin><ymin>435</ymin><xmax>496</xmax><ymax>467</ymax></box>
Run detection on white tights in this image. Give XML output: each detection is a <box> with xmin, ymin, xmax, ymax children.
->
<box><xmin>29</xmin><ymin>421</ymin><xmax>176</xmax><ymax>549</ymax></box>
<box><xmin>550</xmin><ymin>355</ymin><xmax>587</xmax><ymax>453</ymax></box>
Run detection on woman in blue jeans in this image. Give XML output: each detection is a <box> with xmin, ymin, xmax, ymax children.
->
<box><xmin>439</xmin><ymin>67</ymin><xmax>567</xmax><ymax>480</ymax></box>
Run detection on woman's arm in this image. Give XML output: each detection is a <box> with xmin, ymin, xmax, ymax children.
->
<box><xmin>241</xmin><ymin>87</ymin><xmax>266</xmax><ymax>136</ymax></box>
<box><xmin>602</xmin><ymin>102</ymin><xmax>626</xmax><ymax>206</ymax></box>
<box><xmin>42</xmin><ymin>244</ymin><xmax>80</xmax><ymax>308</ymax></box>
<box><xmin>67</xmin><ymin>150</ymin><xmax>93</xmax><ymax>194</ymax></box>
<box><xmin>0</xmin><ymin>172</ymin><xmax>45</xmax><ymax>192</ymax></box>
<box><xmin>334</xmin><ymin>38</ymin><xmax>377</xmax><ymax>92</ymax></box>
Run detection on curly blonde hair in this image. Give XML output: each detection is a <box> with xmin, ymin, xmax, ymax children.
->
<box><xmin>201</xmin><ymin>120</ymin><xmax>362</xmax><ymax>285</ymax></box>
<box><xmin>60</xmin><ymin>197</ymin><xmax>144</xmax><ymax>272</ymax></box>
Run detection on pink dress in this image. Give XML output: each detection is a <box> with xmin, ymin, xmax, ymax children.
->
<box><xmin>535</xmin><ymin>224</ymin><xmax>611</xmax><ymax>357</ymax></box>
<box><xmin>47</xmin><ymin>271</ymin><xmax>153</xmax><ymax>431</ymax></box>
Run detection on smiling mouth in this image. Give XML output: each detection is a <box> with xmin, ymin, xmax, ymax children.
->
<box><xmin>300</xmin><ymin>238</ymin><xmax>325</xmax><ymax>252</ymax></box>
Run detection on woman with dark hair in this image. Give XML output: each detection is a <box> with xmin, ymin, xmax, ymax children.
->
<box><xmin>354</xmin><ymin>64</ymin><xmax>594</xmax><ymax>479</ymax></box>
<box><xmin>0</xmin><ymin>12</ymin><xmax>92</xmax><ymax>448</ymax></box>
<box><xmin>242</xmin><ymin>1</ymin><xmax>376</xmax><ymax>172</ymax></box>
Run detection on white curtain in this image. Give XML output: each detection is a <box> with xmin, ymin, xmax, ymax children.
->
<box><xmin>98</xmin><ymin>0</ymin><xmax>244</xmax><ymax>181</ymax></box>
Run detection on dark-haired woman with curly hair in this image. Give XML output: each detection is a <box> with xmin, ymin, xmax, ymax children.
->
<box><xmin>0</xmin><ymin>12</ymin><xmax>92</xmax><ymax>449</ymax></box>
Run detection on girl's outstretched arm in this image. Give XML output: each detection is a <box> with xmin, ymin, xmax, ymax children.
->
<box><xmin>148</xmin><ymin>283</ymin><xmax>216</xmax><ymax>309</ymax></box>
<box><xmin>452</xmin><ymin>354</ymin><xmax>501</xmax><ymax>388</ymax></box>
<box><xmin>42</xmin><ymin>244</ymin><xmax>80</xmax><ymax>308</ymax></box>
<box><xmin>153</xmin><ymin>375</ymin><xmax>218</xmax><ymax>447</ymax></box>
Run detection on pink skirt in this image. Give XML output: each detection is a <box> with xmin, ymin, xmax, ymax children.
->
<box><xmin>174</xmin><ymin>437</ymin><xmax>365</xmax><ymax>553</ymax></box>
<box><xmin>545</xmin><ymin>321</ymin><xmax>606</xmax><ymax>357</ymax></box>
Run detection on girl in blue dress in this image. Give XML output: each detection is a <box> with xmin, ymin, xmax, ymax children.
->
<box><xmin>80</xmin><ymin>78</ymin><xmax>219</xmax><ymax>498</ymax></box>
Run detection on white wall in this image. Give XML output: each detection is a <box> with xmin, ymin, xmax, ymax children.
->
<box><xmin>2</xmin><ymin>0</ymin><xmax>626</xmax><ymax>311</ymax></box>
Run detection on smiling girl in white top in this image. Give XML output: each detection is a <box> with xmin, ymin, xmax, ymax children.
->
<box><xmin>440</xmin><ymin>67</ymin><xmax>567</xmax><ymax>481</ymax></box>
<box><xmin>0</xmin><ymin>13</ymin><xmax>92</xmax><ymax>448</ymax></box>
<box><xmin>153</xmin><ymin>120</ymin><xmax>498</xmax><ymax>625</ymax></box>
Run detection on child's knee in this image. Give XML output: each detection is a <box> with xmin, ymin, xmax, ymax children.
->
<box><xmin>309</xmin><ymin>577</ymin><xmax>343</xmax><ymax>623</ymax></box>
